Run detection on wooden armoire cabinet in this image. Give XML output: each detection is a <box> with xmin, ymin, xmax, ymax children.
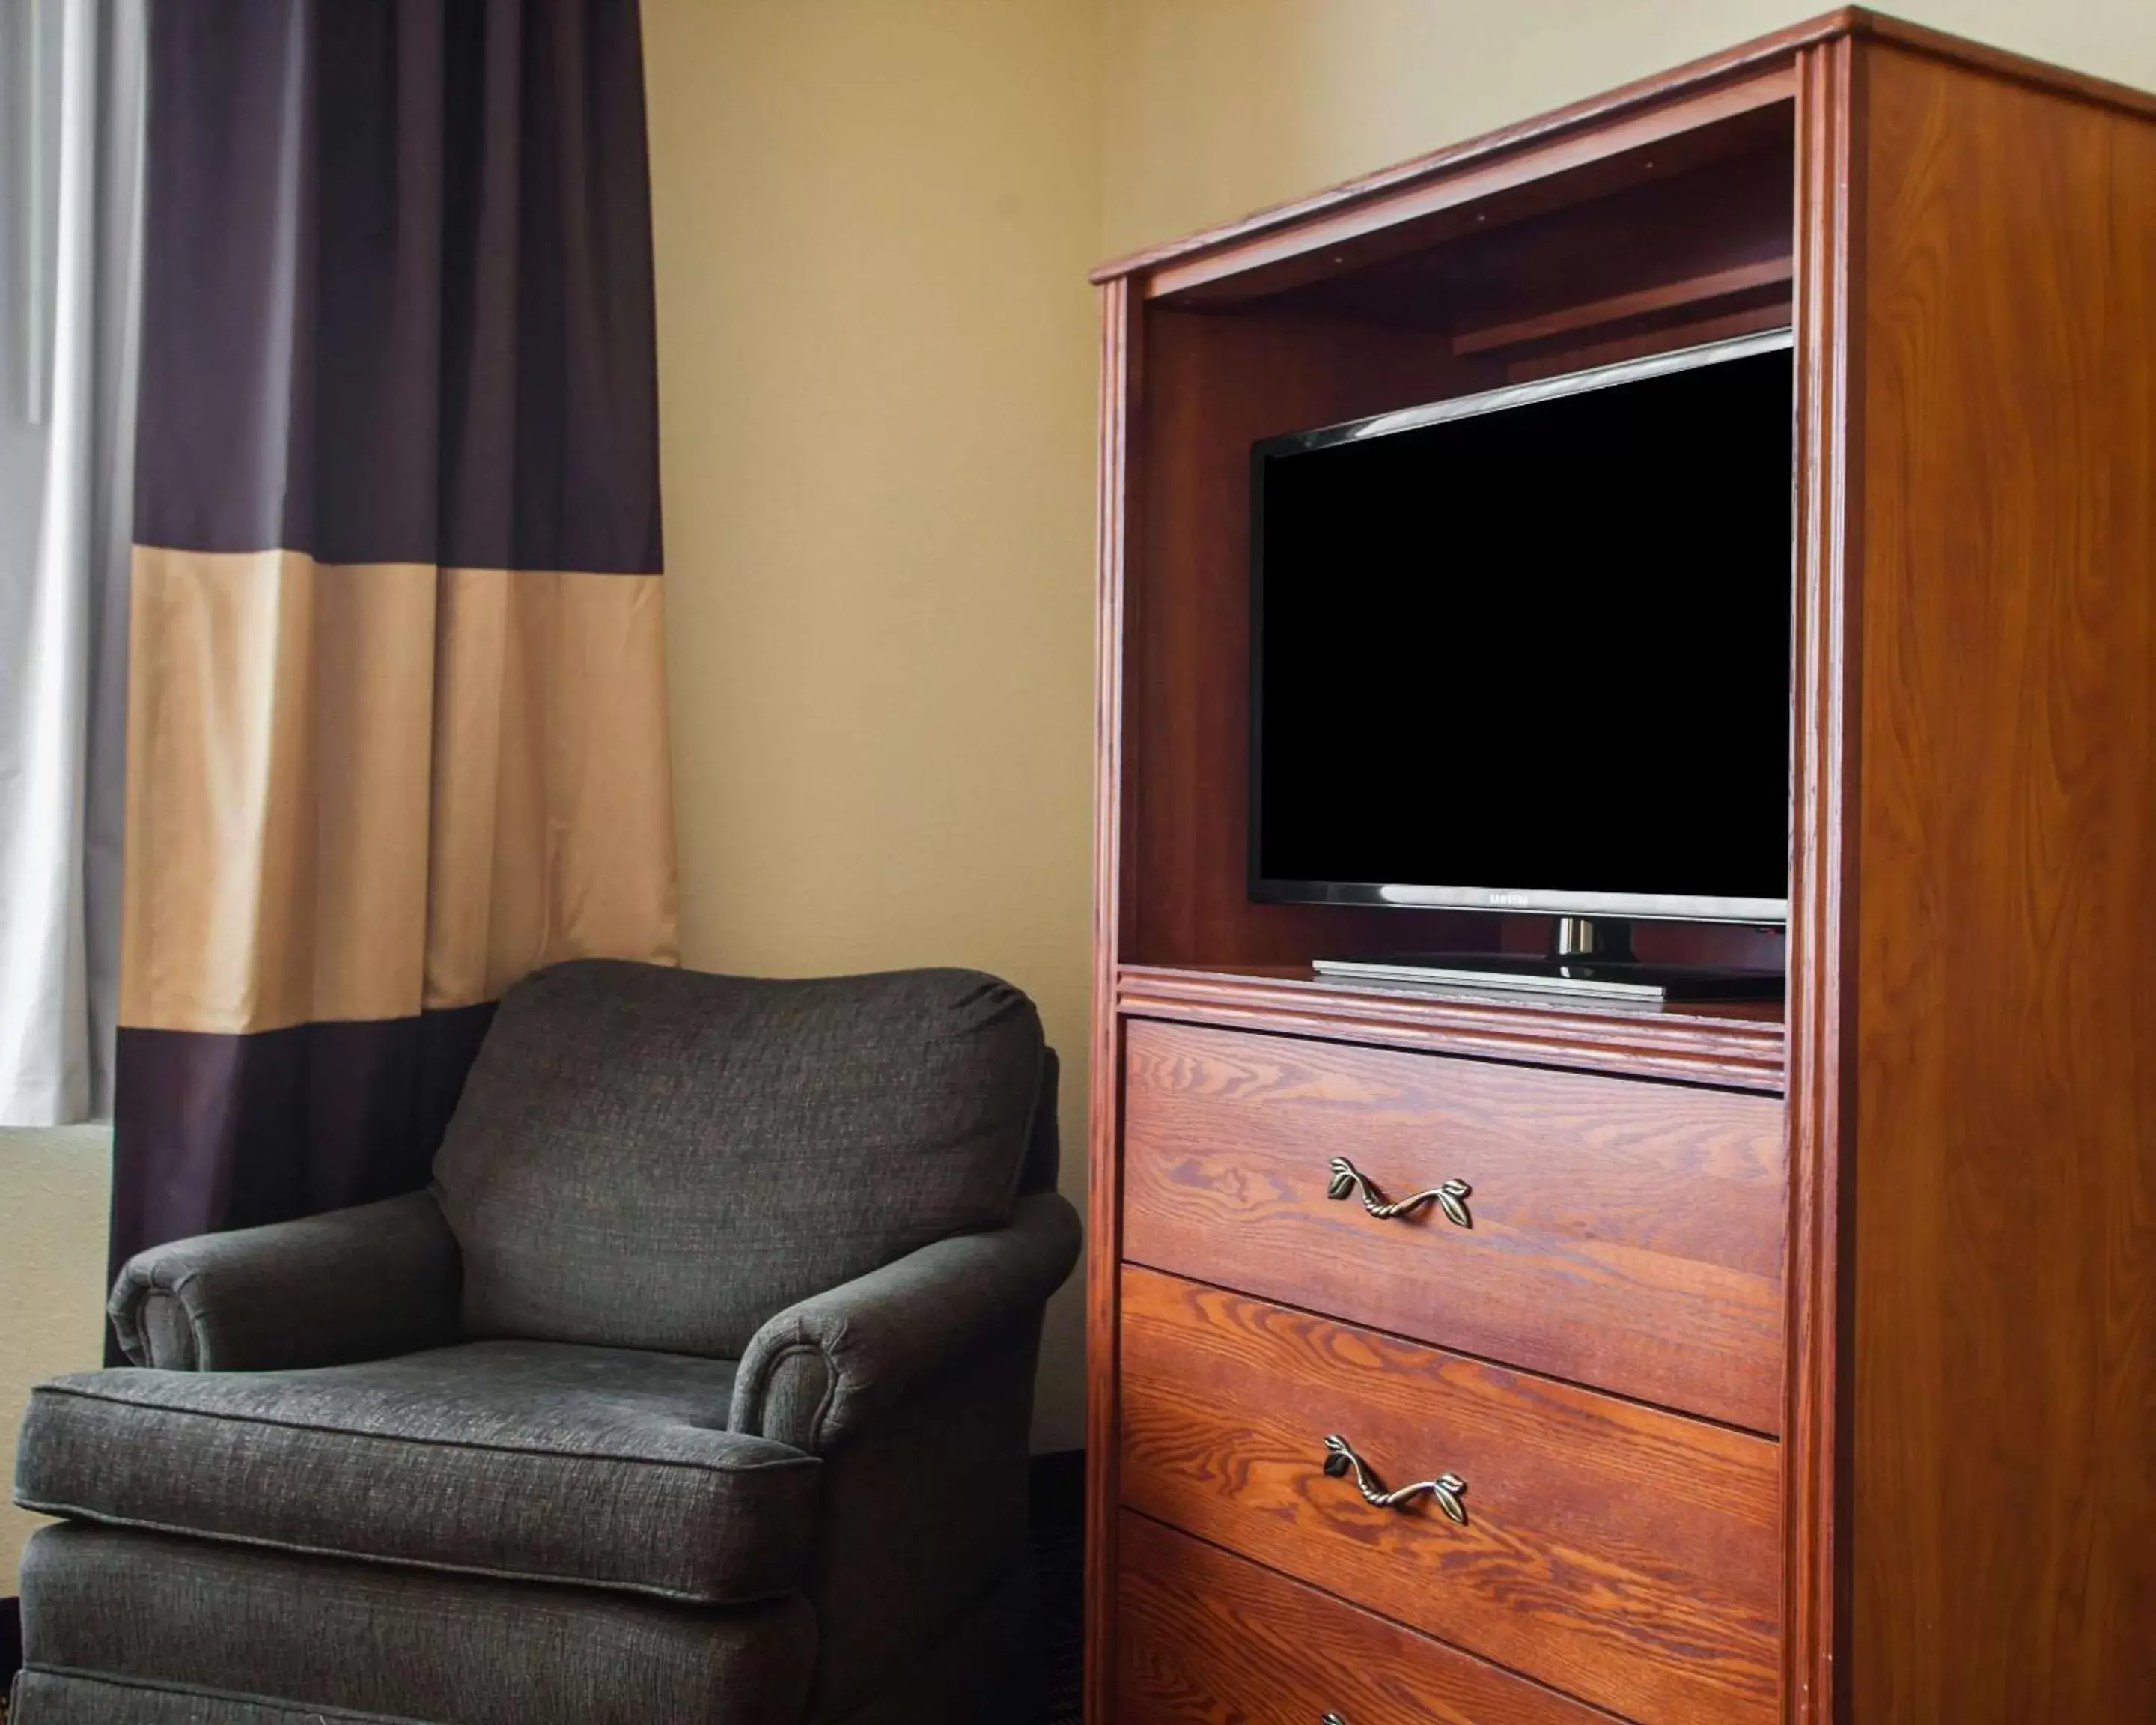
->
<box><xmin>1082</xmin><ymin>11</ymin><xmax>2155</xmax><ymax>1724</ymax></box>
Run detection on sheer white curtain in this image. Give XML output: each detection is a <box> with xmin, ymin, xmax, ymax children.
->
<box><xmin>0</xmin><ymin>0</ymin><xmax>144</xmax><ymax>1125</ymax></box>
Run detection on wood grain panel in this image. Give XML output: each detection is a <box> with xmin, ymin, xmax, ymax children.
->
<box><xmin>1120</xmin><ymin>962</ymin><xmax>1788</xmax><ymax>1090</ymax></box>
<box><xmin>1123</xmin><ymin>1019</ymin><xmax>1786</xmax><ymax>1431</ymax></box>
<box><xmin>1276</xmin><ymin>119</ymin><xmax>1794</xmax><ymax>338</ymax></box>
<box><xmin>1784</xmin><ymin>34</ymin><xmax>1863</xmax><ymax>1725</ymax></box>
<box><xmin>1503</xmin><ymin>299</ymin><xmax>1794</xmax><ymax>386</ymax></box>
<box><xmin>1118</xmin><ymin>1511</ymin><xmax>1621</xmax><ymax>1725</ymax></box>
<box><xmin>1084</xmin><ymin>275</ymin><xmax>1138</xmax><ymax>1725</ymax></box>
<box><xmin>1131</xmin><ymin>70</ymin><xmax>1797</xmax><ymax>302</ymax></box>
<box><xmin>1844</xmin><ymin>43</ymin><xmax>2156</xmax><ymax>1722</ymax></box>
<box><xmin>1119</xmin><ymin>1267</ymin><xmax>1782</xmax><ymax>1725</ymax></box>
<box><xmin>1452</xmin><ymin>256</ymin><xmax>1791</xmax><ymax>356</ymax></box>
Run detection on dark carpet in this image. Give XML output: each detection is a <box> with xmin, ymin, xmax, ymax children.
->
<box><xmin>1031</xmin><ymin>1451</ymin><xmax>1085</xmax><ymax>1725</ymax></box>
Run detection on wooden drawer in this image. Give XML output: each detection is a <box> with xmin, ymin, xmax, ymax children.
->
<box><xmin>1122</xmin><ymin>1017</ymin><xmax>1785</xmax><ymax>1432</ymax></box>
<box><xmin>1119</xmin><ymin>1266</ymin><xmax>1780</xmax><ymax>1725</ymax></box>
<box><xmin>1118</xmin><ymin>1510</ymin><xmax>1617</xmax><ymax>1725</ymax></box>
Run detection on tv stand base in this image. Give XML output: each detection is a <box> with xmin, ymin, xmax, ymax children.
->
<box><xmin>1312</xmin><ymin>949</ymin><xmax>1785</xmax><ymax>1003</ymax></box>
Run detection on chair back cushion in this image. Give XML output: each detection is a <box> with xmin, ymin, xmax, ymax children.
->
<box><xmin>432</xmin><ymin>961</ymin><xmax>1048</xmax><ymax>1357</ymax></box>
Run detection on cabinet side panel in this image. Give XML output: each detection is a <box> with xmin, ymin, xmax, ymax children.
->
<box><xmin>1787</xmin><ymin>37</ymin><xmax>1864</xmax><ymax>1725</ymax></box>
<box><xmin>1850</xmin><ymin>45</ymin><xmax>2156</xmax><ymax>1722</ymax></box>
<box><xmin>1085</xmin><ymin>277</ymin><xmax>1137</xmax><ymax>1725</ymax></box>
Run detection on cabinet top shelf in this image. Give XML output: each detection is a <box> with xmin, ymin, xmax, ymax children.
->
<box><xmin>1118</xmin><ymin>962</ymin><xmax>1786</xmax><ymax>1094</ymax></box>
<box><xmin>1090</xmin><ymin>7</ymin><xmax>2156</xmax><ymax>295</ymax></box>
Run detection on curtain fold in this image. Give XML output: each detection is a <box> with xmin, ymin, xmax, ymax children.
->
<box><xmin>111</xmin><ymin>0</ymin><xmax>676</xmax><ymax>1280</ymax></box>
<box><xmin>0</xmin><ymin>0</ymin><xmax>142</xmax><ymax>1127</ymax></box>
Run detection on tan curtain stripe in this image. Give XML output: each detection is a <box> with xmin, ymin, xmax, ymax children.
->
<box><xmin>424</xmin><ymin>564</ymin><xmax>679</xmax><ymax>1012</ymax></box>
<box><xmin>120</xmin><ymin>547</ymin><xmax>677</xmax><ymax>1036</ymax></box>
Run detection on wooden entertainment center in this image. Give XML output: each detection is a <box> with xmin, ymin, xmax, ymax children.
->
<box><xmin>1083</xmin><ymin>11</ymin><xmax>2155</xmax><ymax>1724</ymax></box>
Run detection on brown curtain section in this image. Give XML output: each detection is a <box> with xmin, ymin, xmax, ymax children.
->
<box><xmin>110</xmin><ymin>1</ymin><xmax>676</xmax><ymax>1292</ymax></box>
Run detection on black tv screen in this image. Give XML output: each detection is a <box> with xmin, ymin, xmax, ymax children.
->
<box><xmin>1252</xmin><ymin>335</ymin><xmax>1794</xmax><ymax>922</ymax></box>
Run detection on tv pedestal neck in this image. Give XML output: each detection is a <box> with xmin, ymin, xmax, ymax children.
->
<box><xmin>1311</xmin><ymin>915</ymin><xmax>1787</xmax><ymax>1003</ymax></box>
<box><xmin>1550</xmin><ymin>913</ymin><xmax>1633</xmax><ymax>961</ymax></box>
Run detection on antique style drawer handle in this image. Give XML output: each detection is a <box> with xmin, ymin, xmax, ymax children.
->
<box><xmin>1323</xmin><ymin>1432</ymin><xmax>1469</xmax><ymax>1525</ymax></box>
<box><xmin>1326</xmin><ymin>1155</ymin><xmax>1472</xmax><ymax>1227</ymax></box>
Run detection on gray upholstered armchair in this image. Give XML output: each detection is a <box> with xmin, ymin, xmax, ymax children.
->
<box><xmin>11</xmin><ymin>961</ymin><xmax>1081</xmax><ymax>1725</ymax></box>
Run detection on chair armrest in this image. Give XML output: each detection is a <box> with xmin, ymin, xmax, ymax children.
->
<box><xmin>729</xmin><ymin>1192</ymin><xmax>1081</xmax><ymax>1452</ymax></box>
<box><xmin>108</xmin><ymin>1190</ymin><xmax>463</xmax><ymax>1371</ymax></box>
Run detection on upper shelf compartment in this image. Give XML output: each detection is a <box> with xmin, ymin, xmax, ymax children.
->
<box><xmin>1105</xmin><ymin>67</ymin><xmax>1801</xmax><ymax>981</ymax></box>
<box><xmin>1140</xmin><ymin>82</ymin><xmax>1797</xmax><ymax>384</ymax></box>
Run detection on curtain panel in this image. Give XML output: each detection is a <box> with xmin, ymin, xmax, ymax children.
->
<box><xmin>112</xmin><ymin>0</ymin><xmax>677</xmax><ymax>1279</ymax></box>
<box><xmin>0</xmin><ymin>0</ymin><xmax>141</xmax><ymax>1125</ymax></box>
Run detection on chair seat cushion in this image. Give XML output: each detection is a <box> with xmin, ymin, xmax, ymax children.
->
<box><xmin>14</xmin><ymin>1342</ymin><xmax>821</xmax><ymax>1605</ymax></box>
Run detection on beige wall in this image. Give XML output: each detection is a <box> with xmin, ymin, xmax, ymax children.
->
<box><xmin>642</xmin><ymin>0</ymin><xmax>1104</xmax><ymax>1452</ymax></box>
<box><xmin>0</xmin><ymin>1128</ymin><xmax>112</xmax><ymax>1588</ymax></box>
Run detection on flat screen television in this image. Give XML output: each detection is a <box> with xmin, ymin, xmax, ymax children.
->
<box><xmin>1250</xmin><ymin>329</ymin><xmax>1795</xmax><ymax>943</ymax></box>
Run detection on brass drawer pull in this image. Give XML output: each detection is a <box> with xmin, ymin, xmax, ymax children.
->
<box><xmin>1323</xmin><ymin>1432</ymin><xmax>1469</xmax><ymax>1525</ymax></box>
<box><xmin>1326</xmin><ymin>1155</ymin><xmax>1472</xmax><ymax>1228</ymax></box>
